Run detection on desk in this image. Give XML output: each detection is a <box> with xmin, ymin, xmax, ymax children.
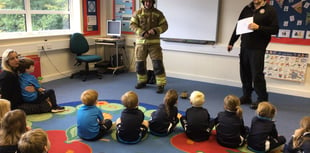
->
<box><xmin>94</xmin><ymin>37</ymin><xmax>126</xmax><ymax>75</ymax></box>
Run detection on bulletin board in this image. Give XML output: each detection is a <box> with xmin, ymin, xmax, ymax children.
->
<box><xmin>113</xmin><ymin>0</ymin><xmax>135</xmax><ymax>34</ymax></box>
<box><xmin>83</xmin><ymin>0</ymin><xmax>100</xmax><ymax>36</ymax></box>
<box><xmin>264</xmin><ymin>50</ymin><xmax>309</xmax><ymax>82</ymax></box>
<box><xmin>269</xmin><ymin>0</ymin><xmax>310</xmax><ymax>45</ymax></box>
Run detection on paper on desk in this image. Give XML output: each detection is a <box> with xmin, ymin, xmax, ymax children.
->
<box><xmin>236</xmin><ymin>17</ymin><xmax>253</xmax><ymax>35</ymax></box>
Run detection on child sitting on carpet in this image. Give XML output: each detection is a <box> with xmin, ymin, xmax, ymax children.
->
<box><xmin>116</xmin><ymin>91</ymin><xmax>149</xmax><ymax>144</ymax></box>
<box><xmin>18</xmin><ymin>128</ymin><xmax>50</xmax><ymax>153</ymax></box>
<box><xmin>213</xmin><ymin>94</ymin><xmax>249</xmax><ymax>148</ymax></box>
<box><xmin>77</xmin><ymin>89</ymin><xmax>112</xmax><ymax>141</ymax></box>
<box><xmin>18</xmin><ymin>57</ymin><xmax>65</xmax><ymax>113</ymax></box>
<box><xmin>284</xmin><ymin>116</ymin><xmax>310</xmax><ymax>153</ymax></box>
<box><xmin>180</xmin><ymin>90</ymin><xmax>213</xmax><ymax>142</ymax></box>
<box><xmin>247</xmin><ymin>102</ymin><xmax>286</xmax><ymax>153</ymax></box>
<box><xmin>0</xmin><ymin>99</ymin><xmax>11</xmax><ymax>126</ymax></box>
<box><xmin>149</xmin><ymin>89</ymin><xmax>179</xmax><ymax>136</ymax></box>
<box><xmin>0</xmin><ymin>109</ymin><xmax>30</xmax><ymax>153</ymax></box>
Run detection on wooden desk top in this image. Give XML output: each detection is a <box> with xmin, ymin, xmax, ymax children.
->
<box><xmin>95</xmin><ymin>37</ymin><xmax>125</xmax><ymax>42</ymax></box>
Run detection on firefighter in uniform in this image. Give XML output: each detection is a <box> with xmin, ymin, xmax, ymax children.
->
<box><xmin>130</xmin><ymin>0</ymin><xmax>168</xmax><ymax>93</ymax></box>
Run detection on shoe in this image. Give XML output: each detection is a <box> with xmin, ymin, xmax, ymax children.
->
<box><xmin>250</xmin><ymin>102</ymin><xmax>259</xmax><ymax>110</ymax></box>
<box><xmin>51</xmin><ymin>106</ymin><xmax>65</xmax><ymax>113</ymax></box>
<box><xmin>239</xmin><ymin>96</ymin><xmax>252</xmax><ymax>104</ymax></box>
<box><xmin>135</xmin><ymin>82</ymin><xmax>146</xmax><ymax>89</ymax></box>
<box><xmin>156</xmin><ymin>86</ymin><xmax>165</xmax><ymax>94</ymax></box>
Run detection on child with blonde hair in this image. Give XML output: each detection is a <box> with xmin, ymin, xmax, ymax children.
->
<box><xmin>0</xmin><ymin>109</ymin><xmax>29</xmax><ymax>153</ymax></box>
<box><xmin>180</xmin><ymin>90</ymin><xmax>212</xmax><ymax>142</ymax></box>
<box><xmin>149</xmin><ymin>89</ymin><xmax>179</xmax><ymax>136</ymax></box>
<box><xmin>213</xmin><ymin>94</ymin><xmax>249</xmax><ymax>148</ymax></box>
<box><xmin>116</xmin><ymin>91</ymin><xmax>149</xmax><ymax>144</ymax></box>
<box><xmin>284</xmin><ymin>116</ymin><xmax>310</xmax><ymax>153</ymax></box>
<box><xmin>0</xmin><ymin>99</ymin><xmax>11</xmax><ymax>125</ymax></box>
<box><xmin>247</xmin><ymin>102</ymin><xmax>286</xmax><ymax>152</ymax></box>
<box><xmin>18</xmin><ymin>128</ymin><xmax>50</xmax><ymax>153</ymax></box>
<box><xmin>77</xmin><ymin>89</ymin><xmax>112</xmax><ymax>141</ymax></box>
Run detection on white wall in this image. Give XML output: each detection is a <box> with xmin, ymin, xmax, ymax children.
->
<box><xmin>0</xmin><ymin>0</ymin><xmax>309</xmax><ymax>98</ymax></box>
<box><xmin>158</xmin><ymin>0</ymin><xmax>310</xmax><ymax>98</ymax></box>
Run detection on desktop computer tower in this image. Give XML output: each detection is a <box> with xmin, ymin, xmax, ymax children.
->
<box><xmin>94</xmin><ymin>54</ymin><xmax>123</xmax><ymax>68</ymax></box>
<box><xmin>110</xmin><ymin>54</ymin><xmax>123</xmax><ymax>67</ymax></box>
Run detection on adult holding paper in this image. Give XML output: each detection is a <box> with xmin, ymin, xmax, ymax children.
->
<box><xmin>227</xmin><ymin>0</ymin><xmax>279</xmax><ymax>109</ymax></box>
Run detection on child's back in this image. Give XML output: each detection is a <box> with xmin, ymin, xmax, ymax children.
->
<box><xmin>214</xmin><ymin>94</ymin><xmax>248</xmax><ymax>148</ymax></box>
<box><xmin>149</xmin><ymin>104</ymin><xmax>179</xmax><ymax>135</ymax></box>
<box><xmin>117</xmin><ymin>107</ymin><xmax>145</xmax><ymax>142</ymax></box>
<box><xmin>247</xmin><ymin>102</ymin><xmax>286</xmax><ymax>152</ymax></box>
<box><xmin>77</xmin><ymin>89</ymin><xmax>112</xmax><ymax>141</ymax></box>
<box><xmin>149</xmin><ymin>89</ymin><xmax>179</xmax><ymax>136</ymax></box>
<box><xmin>180</xmin><ymin>91</ymin><xmax>212</xmax><ymax>142</ymax></box>
<box><xmin>184</xmin><ymin>107</ymin><xmax>211</xmax><ymax>141</ymax></box>
<box><xmin>0</xmin><ymin>109</ymin><xmax>28</xmax><ymax>153</ymax></box>
<box><xmin>18</xmin><ymin>128</ymin><xmax>50</xmax><ymax>153</ymax></box>
<box><xmin>116</xmin><ymin>91</ymin><xmax>148</xmax><ymax>144</ymax></box>
<box><xmin>284</xmin><ymin>116</ymin><xmax>310</xmax><ymax>153</ymax></box>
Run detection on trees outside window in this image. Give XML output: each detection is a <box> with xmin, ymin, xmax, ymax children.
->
<box><xmin>0</xmin><ymin>0</ymin><xmax>79</xmax><ymax>38</ymax></box>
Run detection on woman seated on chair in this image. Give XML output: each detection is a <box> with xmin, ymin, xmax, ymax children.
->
<box><xmin>0</xmin><ymin>49</ymin><xmax>53</xmax><ymax>114</ymax></box>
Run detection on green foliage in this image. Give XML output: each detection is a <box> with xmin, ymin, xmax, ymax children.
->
<box><xmin>0</xmin><ymin>0</ymin><xmax>24</xmax><ymax>10</ymax></box>
<box><xmin>32</xmin><ymin>14</ymin><xmax>69</xmax><ymax>31</ymax></box>
<box><xmin>0</xmin><ymin>14</ymin><xmax>25</xmax><ymax>32</ymax></box>
<box><xmin>0</xmin><ymin>0</ymin><xmax>70</xmax><ymax>32</ymax></box>
<box><xmin>30</xmin><ymin>0</ymin><xmax>69</xmax><ymax>11</ymax></box>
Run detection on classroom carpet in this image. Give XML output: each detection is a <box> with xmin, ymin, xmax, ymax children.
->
<box><xmin>27</xmin><ymin>100</ymin><xmax>260</xmax><ymax>153</ymax></box>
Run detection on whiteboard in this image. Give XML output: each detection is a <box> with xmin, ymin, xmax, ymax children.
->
<box><xmin>157</xmin><ymin>0</ymin><xmax>220</xmax><ymax>42</ymax></box>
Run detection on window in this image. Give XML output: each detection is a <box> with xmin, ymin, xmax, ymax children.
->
<box><xmin>0</xmin><ymin>0</ymin><xmax>81</xmax><ymax>39</ymax></box>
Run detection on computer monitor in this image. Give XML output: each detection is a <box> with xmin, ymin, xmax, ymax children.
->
<box><xmin>107</xmin><ymin>20</ymin><xmax>122</xmax><ymax>38</ymax></box>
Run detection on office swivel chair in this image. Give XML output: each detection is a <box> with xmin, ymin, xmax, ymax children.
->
<box><xmin>69</xmin><ymin>33</ymin><xmax>102</xmax><ymax>81</ymax></box>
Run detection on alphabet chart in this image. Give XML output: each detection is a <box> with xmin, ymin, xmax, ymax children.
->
<box><xmin>264</xmin><ymin>50</ymin><xmax>309</xmax><ymax>82</ymax></box>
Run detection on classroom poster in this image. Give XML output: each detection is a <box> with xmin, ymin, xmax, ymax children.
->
<box><xmin>269</xmin><ymin>0</ymin><xmax>310</xmax><ymax>45</ymax></box>
<box><xmin>83</xmin><ymin>0</ymin><xmax>100</xmax><ymax>35</ymax></box>
<box><xmin>264</xmin><ymin>50</ymin><xmax>309</xmax><ymax>82</ymax></box>
<box><xmin>87</xmin><ymin>0</ymin><xmax>98</xmax><ymax>31</ymax></box>
<box><xmin>113</xmin><ymin>0</ymin><xmax>135</xmax><ymax>34</ymax></box>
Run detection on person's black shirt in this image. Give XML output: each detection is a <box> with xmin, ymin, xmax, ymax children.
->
<box><xmin>184</xmin><ymin>107</ymin><xmax>212</xmax><ymax>141</ymax></box>
<box><xmin>117</xmin><ymin>108</ymin><xmax>145</xmax><ymax>141</ymax></box>
<box><xmin>149</xmin><ymin>103</ymin><xmax>179</xmax><ymax>134</ymax></box>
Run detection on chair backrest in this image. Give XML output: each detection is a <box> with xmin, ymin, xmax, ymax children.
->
<box><xmin>70</xmin><ymin>33</ymin><xmax>89</xmax><ymax>56</ymax></box>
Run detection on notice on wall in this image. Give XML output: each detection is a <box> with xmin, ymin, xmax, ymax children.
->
<box><xmin>114</xmin><ymin>0</ymin><xmax>135</xmax><ymax>34</ymax></box>
<box><xmin>270</xmin><ymin>0</ymin><xmax>310</xmax><ymax>45</ymax></box>
<box><xmin>264</xmin><ymin>50</ymin><xmax>309</xmax><ymax>82</ymax></box>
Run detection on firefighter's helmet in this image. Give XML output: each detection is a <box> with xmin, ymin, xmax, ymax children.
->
<box><xmin>141</xmin><ymin>0</ymin><xmax>155</xmax><ymax>4</ymax></box>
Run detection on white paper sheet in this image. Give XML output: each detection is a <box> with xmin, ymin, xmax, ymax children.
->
<box><xmin>236</xmin><ymin>17</ymin><xmax>253</xmax><ymax>35</ymax></box>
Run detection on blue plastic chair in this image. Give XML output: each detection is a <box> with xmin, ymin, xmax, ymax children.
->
<box><xmin>70</xmin><ymin>33</ymin><xmax>102</xmax><ymax>81</ymax></box>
